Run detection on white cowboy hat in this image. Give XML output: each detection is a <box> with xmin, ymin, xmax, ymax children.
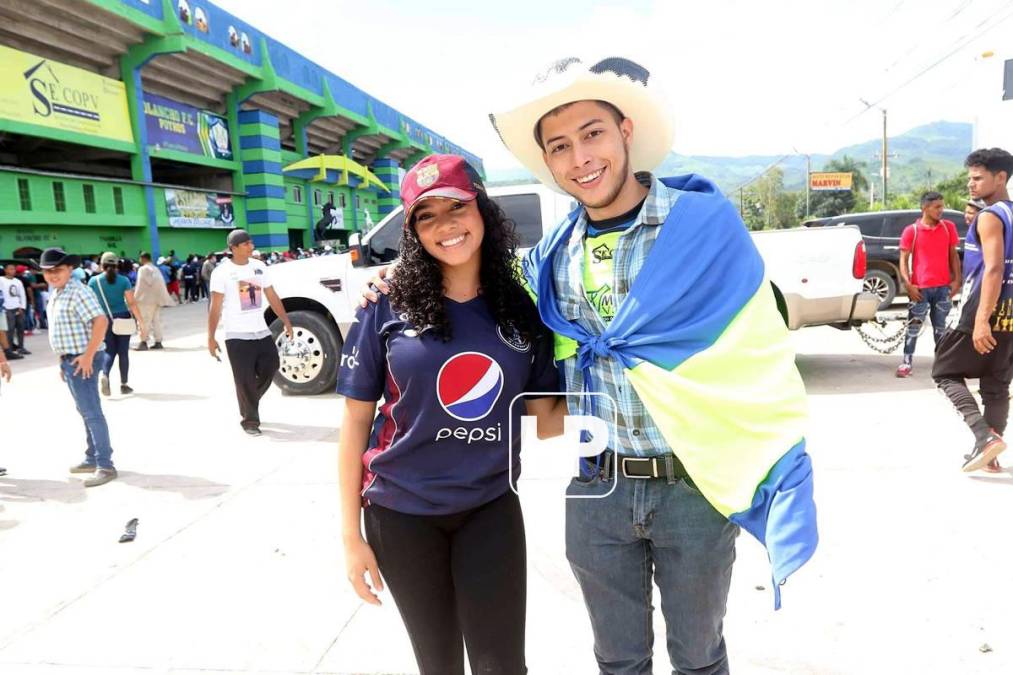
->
<box><xmin>489</xmin><ymin>56</ymin><xmax>674</xmax><ymax>194</ymax></box>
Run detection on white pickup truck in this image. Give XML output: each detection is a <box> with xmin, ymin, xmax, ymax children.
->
<box><xmin>266</xmin><ymin>183</ymin><xmax>879</xmax><ymax>395</ymax></box>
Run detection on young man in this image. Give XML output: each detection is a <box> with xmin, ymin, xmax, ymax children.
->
<box><xmin>41</xmin><ymin>247</ymin><xmax>118</xmax><ymax>487</ymax></box>
<box><xmin>965</xmin><ymin>197</ymin><xmax>986</xmax><ymax>227</ymax></box>
<box><xmin>200</xmin><ymin>252</ymin><xmax>216</xmax><ymax>300</ymax></box>
<box><xmin>895</xmin><ymin>191</ymin><xmax>962</xmax><ymax>377</ymax></box>
<box><xmin>133</xmin><ymin>252</ymin><xmax>172</xmax><ymax>350</ymax></box>
<box><xmin>0</xmin><ymin>291</ymin><xmax>21</xmax><ymax>361</ymax></box>
<box><xmin>1</xmin><ymin>264</ymin><xmax>30</xmax><ymax>356</ymax></box>
<box><xmin>0</xmin><ymin>347</ymin><xmax>9</xmax><ymax>475</ymax></box>
<box><xmin>208</xmin><ymin>229</ymin><xmax>293</xmax><ymax>436</ymax></box>
<box><xmin>933</xmin><ymin>148</ymin><xmax>1013</xmax><ymax>474</ymax></box>
<box><xmin>16</xmin><ymin>265</ymin><xmax>36</xmax><ymax>336</ymax></box>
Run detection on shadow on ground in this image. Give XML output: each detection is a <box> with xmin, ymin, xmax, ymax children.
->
<box><xmin>115</xmin><ymin>471</ymin><xmax>230</xmax><ymax>499</ymax></box>
<box><xmin>967</xmin><ymin>473</ymin><xmax>1013</xmax><ymax>485</ymax></box>
<box><xmin>126</xmin><ymin>392</ymin><xmax>210</xmax><ymax>402</ymax></box>
<box><xmin>796</xmin><ymin>353</ymin><xmax>938</xmax><ymax>395</ymax></box>
<box><xmin>0</xmin><ymin>503</ymin><xmax>17</xmax><ymax>530</ymax></box>
<box><xmin>258</xmin><ymin>422</ymin><xmax>339</xmax><ymax>443</ymax></box>
<box><xmin>0</xmin><ymin>478</ymin><xmax>87</xmax><ymax>504</ymax></box>
<box><xmin>0</xmin><ymin>472</ymin><xmax>229</xmax><ymax>503</ymax></box>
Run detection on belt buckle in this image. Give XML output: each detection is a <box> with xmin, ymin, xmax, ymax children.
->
<box><xmin>621</xmin><ymin>457</ymin><xmax>657</xmax><ymax>479</ymax></box>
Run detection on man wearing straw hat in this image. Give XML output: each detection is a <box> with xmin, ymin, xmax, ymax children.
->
<box><xmin>490</xmin><ymin>57</ymin><xmax>817</xmax><ymax>674</ymax></box>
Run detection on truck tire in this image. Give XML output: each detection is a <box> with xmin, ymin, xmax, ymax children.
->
<box><xmin>270</xmin><ymin>310</ymin><xmax>341</xmax><ymax>396</ymax></box>
<box><xmin>863</xmin><ymin>269</ymin><xmax>896</xmax><ymax>309</ymax></box>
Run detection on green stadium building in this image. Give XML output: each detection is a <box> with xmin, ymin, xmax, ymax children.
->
<box><xmin>0</xmin><ymin>0</ymin><xmax>482</xmax><ymax>260</ymax></box>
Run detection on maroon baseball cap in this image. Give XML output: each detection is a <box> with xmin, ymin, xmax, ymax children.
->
<box><xmin>401</xmin><ymin>154</ymin><xmax>485</xmax><ymax>226</ymax></box>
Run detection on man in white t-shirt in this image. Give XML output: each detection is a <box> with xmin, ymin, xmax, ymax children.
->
<box><xmin>208</xmin><ymin>229</ymin><xmax>293</xmax><ymax>435</ymax></box>
<box><xmin>1</xmin><ymin>264</ymin><xmax>29</xmax><ymax>356</ymax></box>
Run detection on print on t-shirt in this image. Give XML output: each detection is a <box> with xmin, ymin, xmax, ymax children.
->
<box><xmin>238</xmin><ymin>278</ymin><xmax>263</xmax><ymax>311</ymax></box>
<box><xmin>584</xmin><ymin>229</ymin><xmax>621</xmax><ymax>323</ymax></box>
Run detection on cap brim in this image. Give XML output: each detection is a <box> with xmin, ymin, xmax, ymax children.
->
<box><xmin>404</xmin><ymin>188</ymin><xmax>477</xmax><ymax>224</ymax></box>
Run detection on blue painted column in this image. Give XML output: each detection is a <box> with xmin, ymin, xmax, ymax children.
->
<box><xmin>371</xmin><ymin>158</ymin><xmax>401</xmax><ymax>216</ymax></box>
<box><xmin>238</xmin><ymin>110</ymin><xmax>288</xmax><ymax>251</ymax></box>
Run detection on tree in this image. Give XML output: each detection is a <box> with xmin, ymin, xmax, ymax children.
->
<box><xmin>741</xmin><ymin>167</ymin><xmax>800</xmax><ymax>230</ymax></box>
<box><xmin>801</xmin><ymin>155</ymin><xmax>870</xmax><ymax>218</ymax></box>
<box><xmin>880</xmin><ymin>171</ymin><xmax>968</xmax><ymax>212</ymax></box>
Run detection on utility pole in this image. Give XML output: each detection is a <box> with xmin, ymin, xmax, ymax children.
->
<box><xmin>881</xmin><ymin>108</ymin><xmax>889</xmax><ymax>206</ymax></box>
<box><xmin>805</xmin><ymin>154</ymin><xmax>811</xmax><ymax>218</ymax></box>
<box><xmin>739</xmin><ymin>187</ymin><xmax>744</xmax><ymax>217</ymax></box>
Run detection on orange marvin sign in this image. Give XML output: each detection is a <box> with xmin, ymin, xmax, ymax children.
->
<box><xmin>809</xmin><ymin>172</ymin><xmax>853</xmax><ymax>191</ymax></box>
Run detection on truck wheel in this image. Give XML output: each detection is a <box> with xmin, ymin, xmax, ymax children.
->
<box><xmin>863</xmin><ymin>269</ymin><xmax>896</xmax><ymax>309</ymax></box>
<box><xmin>270</xmin><ymin>310</ymin><xmax>341</xmax><ymax>396</ymax></box>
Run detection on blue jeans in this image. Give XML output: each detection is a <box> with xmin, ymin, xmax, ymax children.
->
<box><xmin>903</xmin><ymin>285</ymin><xmax>952</xmax><ymax>361</ymax></box>
<box><xmin>60</xmin><ymin>356</ymin><xmax>114</xmax><ymax>469</ymax></box>
<box><xmin>102</xmin><ymin>311</ymin><xmax>132</xmax><ymax>382</ymax></box>
<box><xmin>566</xmin><ymin>469</ymin><xmax>739</xmax><ymax>675</ymax></box>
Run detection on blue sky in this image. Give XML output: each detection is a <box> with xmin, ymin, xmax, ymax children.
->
<box><xmin>214</xmin><ymin>0</ymin><xmax>1013</xmax><ymax>173</ymax></box>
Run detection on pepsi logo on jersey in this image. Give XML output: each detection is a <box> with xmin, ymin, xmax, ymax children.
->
<box><xmin>434</xmin><ymin>352</ymin><xmax>505</xmax><ymax>443</ymax></box>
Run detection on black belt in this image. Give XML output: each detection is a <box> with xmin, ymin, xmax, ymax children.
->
<box><xmin>588</xmin><ymin>451</ymin><xmax>690</xmax><ymax>481</ymax></box>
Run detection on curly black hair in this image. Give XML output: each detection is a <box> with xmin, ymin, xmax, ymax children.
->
<box><xmin>388</xmin><ymin>192</ymin><xmax>543</xmax><ymax>342</ymax></box>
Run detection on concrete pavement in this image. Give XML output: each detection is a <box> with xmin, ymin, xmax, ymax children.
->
<box><xmin>0</xmin><ymin>302</ymin><xmax>1010</xmax><ymax>674</ymax></box>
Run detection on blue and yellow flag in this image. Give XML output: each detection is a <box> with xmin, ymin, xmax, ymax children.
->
<box><xmin>523</xmin><ymin>174</ymin><xmax>817</xmax><ymax>608</ymax></box>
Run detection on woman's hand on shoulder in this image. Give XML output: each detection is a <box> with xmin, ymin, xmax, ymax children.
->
<box><xmin>358</xmin><ymin>263</ymin><xmax>396</xmax><ymax>308</ymax></box>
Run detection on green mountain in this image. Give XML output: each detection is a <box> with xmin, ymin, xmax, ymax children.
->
<box><xmin>488</xmin><ymin>121</ymin><xmax>973</xmax><ymax>195</ymax></box>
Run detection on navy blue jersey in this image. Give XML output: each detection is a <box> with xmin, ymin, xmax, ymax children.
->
<box><xmin>337</xmin><ymin>294</ymin><xmax>558</xmax><ymax>515</ymax></box>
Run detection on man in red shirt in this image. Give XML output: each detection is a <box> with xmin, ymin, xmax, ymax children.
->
<box><xmin>897</xmin><ymin>191</ymin><xmax>962</xmax><ymax>377</ymax></box>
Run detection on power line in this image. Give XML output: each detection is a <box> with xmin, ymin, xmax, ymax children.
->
<box><xmin>844</xmin><ymin>1</ymin><xmax>1013</xmax><ymax>124</ymax></box>
<box><xmin>732</xmin><ymin>154</ymin><xmax>793</xmax><ymax>192</ymax></box>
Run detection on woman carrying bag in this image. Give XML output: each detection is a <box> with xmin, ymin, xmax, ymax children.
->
<box><xmin>89</xmin><ymin>252</ymin><xmax>144</xmax><ymax>396</ymax></box>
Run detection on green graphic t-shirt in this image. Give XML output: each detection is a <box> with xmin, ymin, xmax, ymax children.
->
<box><xmin>582</xmin><ymin>200</ymin><xmax>644</xmax><ymax>323</ymax></box>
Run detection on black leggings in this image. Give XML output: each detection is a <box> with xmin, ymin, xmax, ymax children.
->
<box><xmin>364</xmin><ymin>490</ymin><xmax>527</xmax><ymax>675</ymax></box>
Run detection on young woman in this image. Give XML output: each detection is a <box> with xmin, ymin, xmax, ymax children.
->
<box><xmin>337</xmin><ymin>154</ymin><xmax>563</xmax><ymax>675</ymax></box>
<box><xmin>89</xmin><ymin>252</ymin><xmax>144</xmax><ymax>395</ymax></box>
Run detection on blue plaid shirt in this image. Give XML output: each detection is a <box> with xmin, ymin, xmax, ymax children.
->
<box><xmin>552</xmin><ymin>173</ymin><xmax>679</xmax><ymax>457</ymax></box>
<box><xmin>47</xmin><ymin>278</ymin><xmax>106</xmax><ymax>356</ymax></box>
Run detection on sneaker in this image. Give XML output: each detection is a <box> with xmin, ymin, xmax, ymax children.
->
<box><xmin>16</xmin><ymin>348</ymin><xmax>30</xmax><ymax>355</ymax></box>
<box><xmin>120</xmin><ymin>384</ymin><xmax>133</xmax><ymax>395</ymax></box>
<box><xmin>4</xmin><ymin>351</ymin><xmax>23</xmax><ymax>361</ymax></box>
<box><xmin>69</xmin><ymin>462</ymin><xmax>98</xmax><ymax>474</ymax></box>
<box><xmin>135</xmin><ymin>342</ymin><xmax>148</xmax><ymax>351</ymax></box>
<box><xmin>243</xmin><ymin>426</ymin><xmax>262</xmax><ymax>436</ymax></box>
<box><xmin>983</xmin><ymin>458</ymin><xmax>1003</xmax><ymax>473</ymax></box>
<box><xmin>895</xmin><ymin>363</ymin><xmax>913</xmax><ymax>378</ymax></box>
<box><xmin>99</xmin><ymin>373</ymin><xmax>110</xmax><ymax>396</ymax></box>
<box><xmin>83</xmin><ymin>468</ymin><xmax>117</xmax><ymax>488</ymax></box>
<box><xmin>0</xmin><ymin>467</ymin><xmax>6</xmax><ymax>477</ymax></box>
<box><xmin>151</xmin><ymin>342</ymin><xmax>163</xmax><ymax>350</ymax></box>
<box><xmin>962</xmin><ymin>432</ymin><xmax>1008</xmax><ymax>473</ymax></box>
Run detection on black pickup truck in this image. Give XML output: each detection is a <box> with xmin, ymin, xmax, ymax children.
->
<box><xmin>803</xmin><ymin>209</ymin><xmax>967</xmax><ymax>308</ymax></box>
